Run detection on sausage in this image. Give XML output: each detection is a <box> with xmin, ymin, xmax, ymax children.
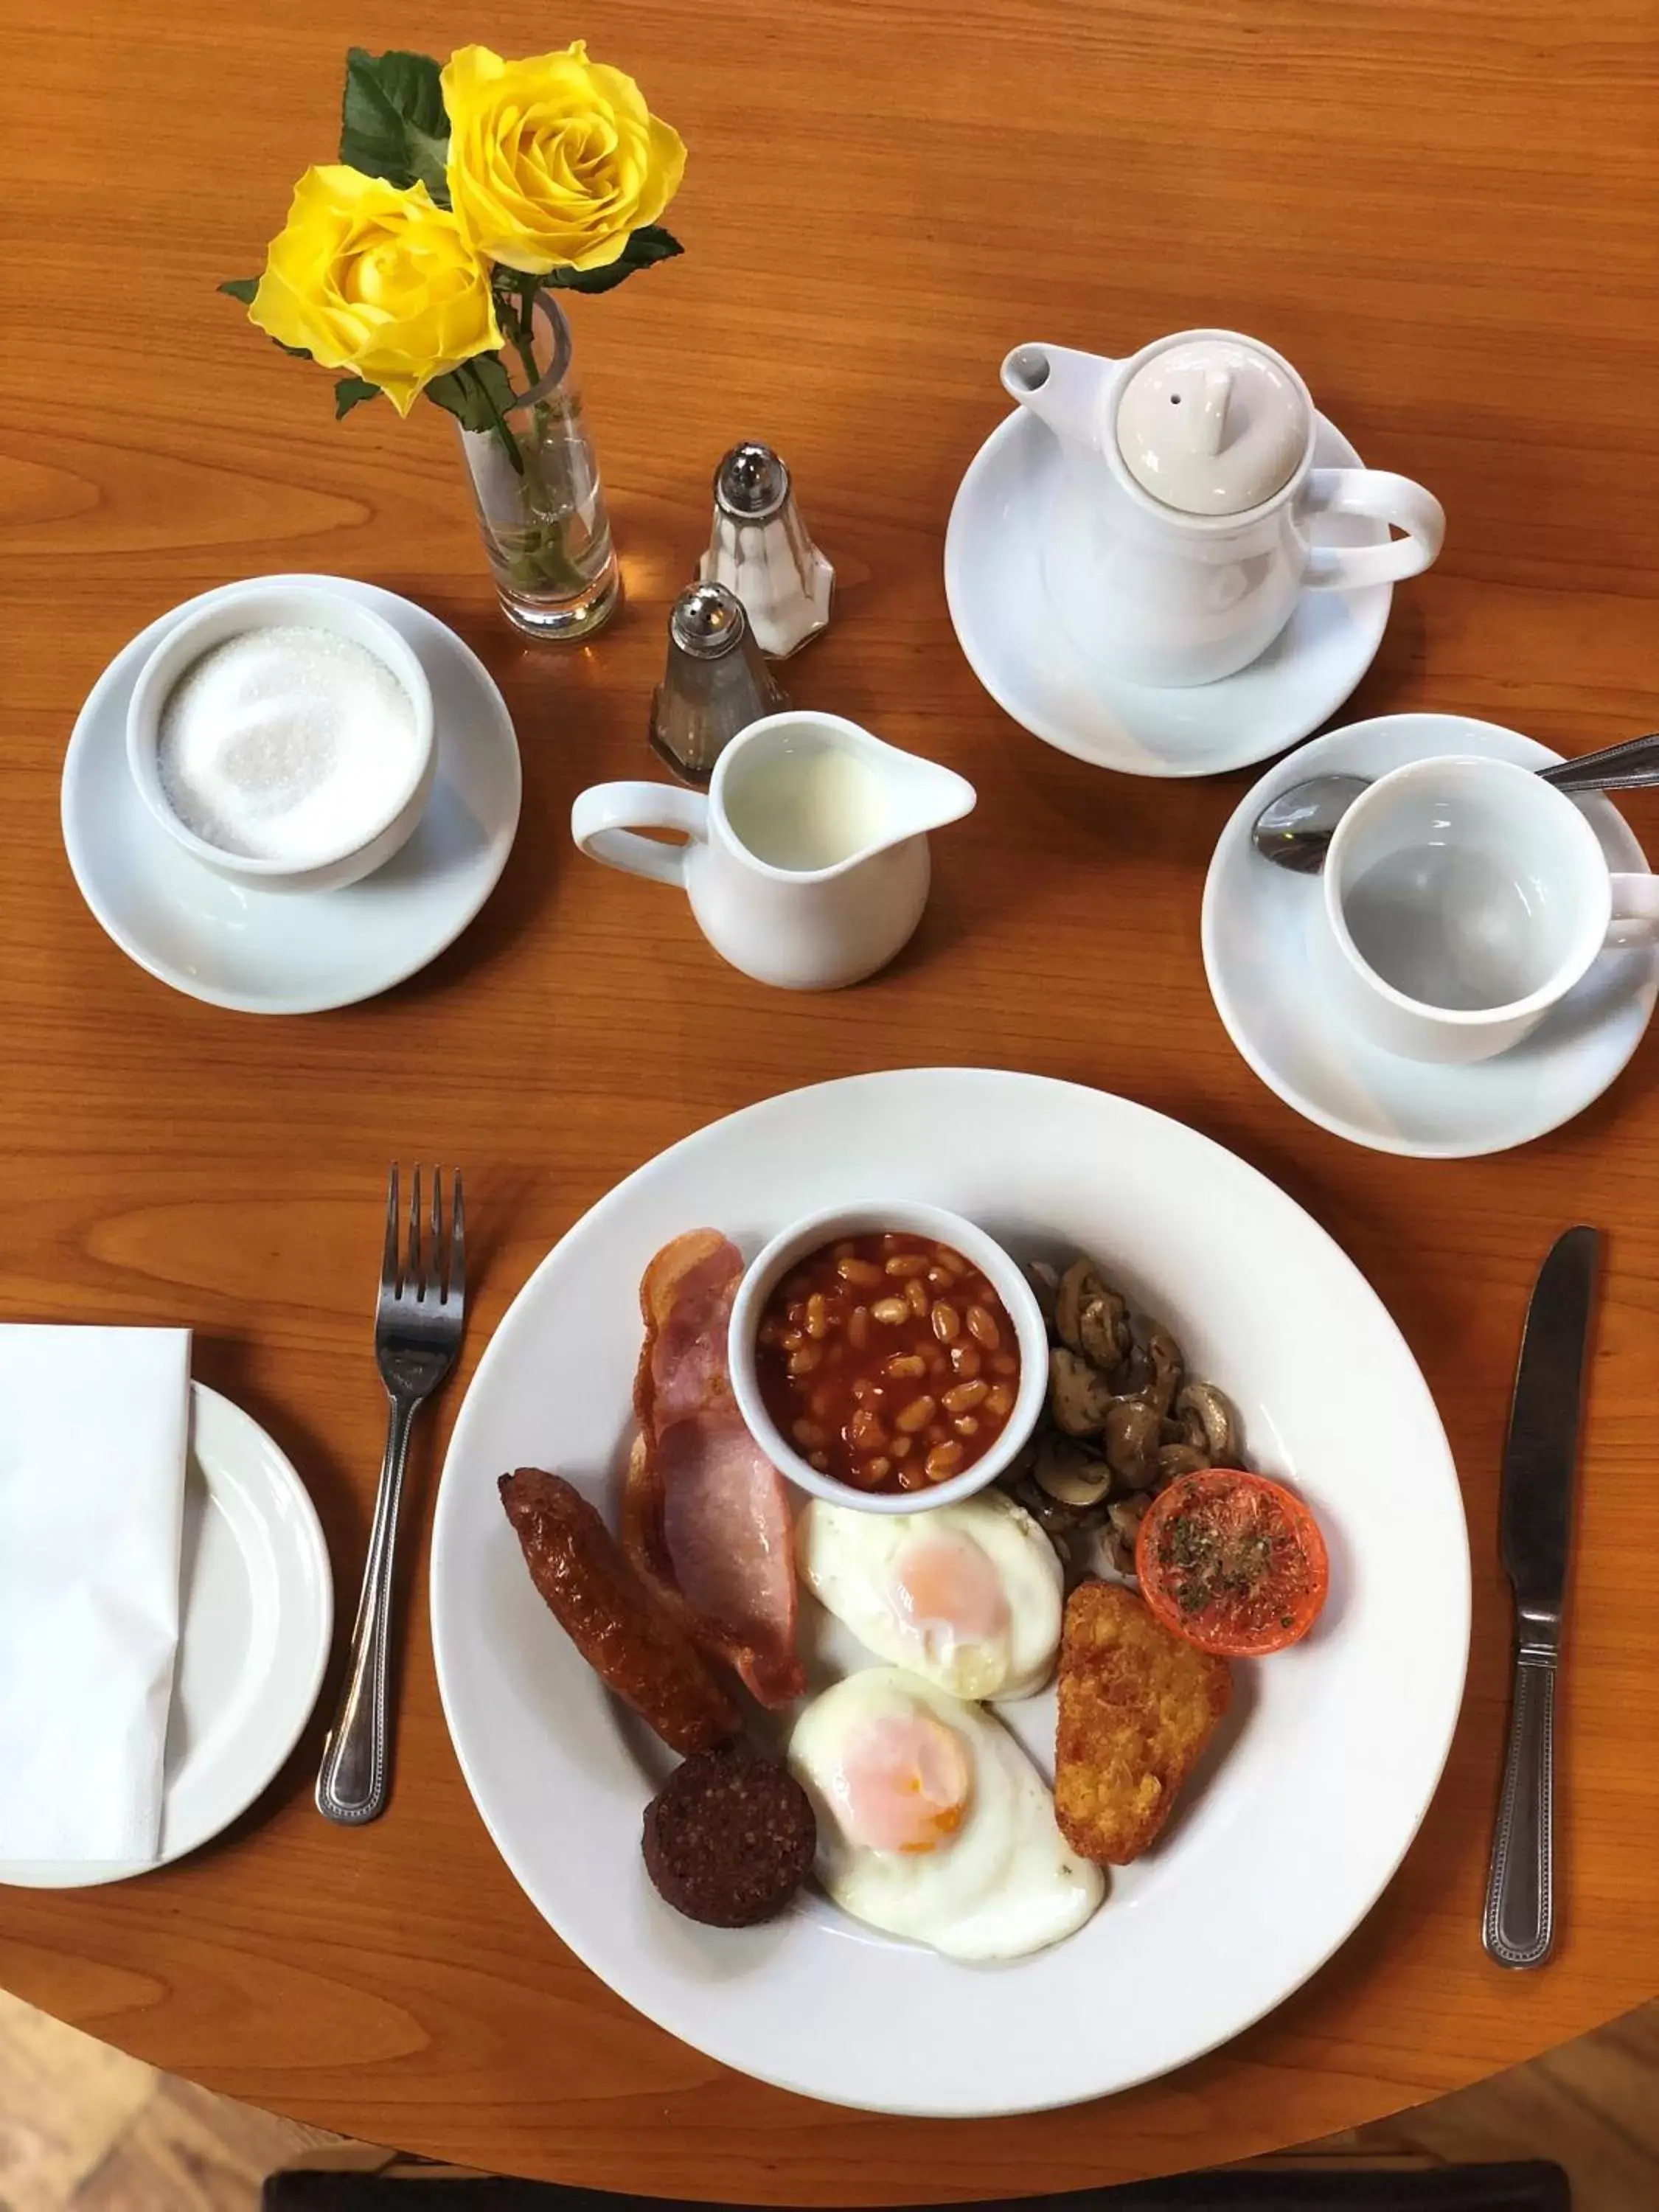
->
<box><xmin>498</xmin><ymin>1469</ymin><xmax>742</xmax><ymax>1756</ymax></box>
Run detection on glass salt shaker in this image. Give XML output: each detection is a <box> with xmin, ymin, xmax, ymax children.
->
<box><xmin>649</xmin><ymin>582</ymin><xmax>787</xmax><ymax>785</ymax></box>
<box><xmin>698</xmin><ymin>443</ymin><xmax>834</xmax><ymax>658</ymax></box>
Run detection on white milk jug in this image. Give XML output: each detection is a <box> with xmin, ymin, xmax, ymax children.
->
<box><xmin>571</xmin><ymin>712</ymin><xmax>976</xmax><ymax>990</ymax></box>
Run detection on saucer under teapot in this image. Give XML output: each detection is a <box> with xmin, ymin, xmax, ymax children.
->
<box><xmin>945</xmin><ymin>401</ymin><xmax>1397</xmax><ymax>779</ymax></box>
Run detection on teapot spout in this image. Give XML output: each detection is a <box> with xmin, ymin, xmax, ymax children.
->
<box><xmin>1000</xmin><ymin>341</ymin><xmax>1113</xmax><ymax>456</ymax></box>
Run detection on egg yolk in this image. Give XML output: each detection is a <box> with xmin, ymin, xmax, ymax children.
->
<box><xmin>829</xmin><ymin>1711</ymin><xmax>972</xmax><ymax>1854</ymax></box>
<box><xmin>891</xmin><ymin>1530</ymin><xmax>1010</xmax><ymax>1645</ymax></box>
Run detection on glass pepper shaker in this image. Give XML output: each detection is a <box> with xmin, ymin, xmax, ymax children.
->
<box><xmin>649</xmin><ymin>581</ymin><xmax>787</xmax><ymax>785</ymax></box>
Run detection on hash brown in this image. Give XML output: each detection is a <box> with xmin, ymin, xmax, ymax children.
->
<box><xmin>1054</xmin><ymin>1579</ymin><xmax>1232</xmax><ymax>1865</ymax></box>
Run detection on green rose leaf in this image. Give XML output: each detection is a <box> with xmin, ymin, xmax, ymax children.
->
<box><xmin>341</xmin><ymin>47</ymin><xmax>451</xmax><ymax>204</ymax></box>
<box><xmin>545</xmin><ymin>224</ymin><xmax>684</xmax><ymax>296</ymax></box>
<box><xmin>423</xmin><ymin>370</ymin><xmax>484</xmax><ymax>431</ymax></box>
<box><xmin>425</xmin><ymin>356</ymin><xmax>525</xmax><ymax>472</ymax></box>
<box><xmin>470</xmin><ymin>355</ymin><xmax>520</xmax><ymax>418</ymax></box>
<box><xmin>425</xmin><ymin>356</ymin><xmax>516</xmax><ymax>434</ymax></box>
<box><xmin>334</xmin><ymin>377</ymin><xmax>382</xmax><ymax>420</ymax></box>
<box><xmin>619</xmin><ymin>225</ymin><xmax>684</xmax><ymax>268</ymax></box>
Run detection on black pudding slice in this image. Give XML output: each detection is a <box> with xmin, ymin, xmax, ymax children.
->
<box><xmin>641</xmin><ymin>1739</ymin><xmax>817</xmax><ymax>1928</ymax></box>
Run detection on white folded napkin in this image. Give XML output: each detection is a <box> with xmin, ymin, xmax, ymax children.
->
<box><xmin>0</xmin><ymin>1326</ymin><xmax>191</xmax><ymax>1862</ymax></box>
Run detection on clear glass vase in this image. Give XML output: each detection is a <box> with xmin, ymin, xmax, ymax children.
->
<box><xmin>456</xmin><ymin>296</ymin><xmax>621</xmax><ymax>641</ymax></box>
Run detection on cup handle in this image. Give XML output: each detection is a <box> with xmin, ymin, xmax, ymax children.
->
<box><xmin>1607</xmin><ymin>873</ymin><xmax>1659</xmax><ymax>947</ymax></box>
<box><xmin>1301</xmin><ymin>470</ymin><xmax>1446</xmax><ymax>591</ymax></box>
<box><xmin>570</xmin><ymin>782</ymin><xmax>707</xmax><ymax>887</ymax></box>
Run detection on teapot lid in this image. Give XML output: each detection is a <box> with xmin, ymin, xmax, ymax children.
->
<box><xmin>1115</xmin><ymin>336</ymin><xmax>1307</xmax><ymax>515</ymax></box>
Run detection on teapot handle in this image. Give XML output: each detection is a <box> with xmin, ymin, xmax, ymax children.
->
<box><xmin>1301</xmin><ymin>469</ymin><xmax>1446</xmax><ymax>591</ymax></box>
<box><xmin>571</xmin><ymin>782</ymin><xmax>707</xmax><ymax>886</ymax></box>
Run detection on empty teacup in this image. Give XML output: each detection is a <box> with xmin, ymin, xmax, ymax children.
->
<box><xmin>1321</xmin><ymin>756</ymin><xmax>1659</xmax><ymax>1063</ymax></box>
<box><xmin>569</xmin><ymin>711</ymin><xmax>975</xmax><ymax>990</ymax></box>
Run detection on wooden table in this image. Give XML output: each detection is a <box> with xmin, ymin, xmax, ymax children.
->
<box><xmin>3</xmin><ymin>0</ymin><xmax>1657</xmax><ymax>2198</ymax></box>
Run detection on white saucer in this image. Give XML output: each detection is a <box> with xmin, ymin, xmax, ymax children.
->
<box><xmin>61</xmin><ymin>575</ymin><xmax>522</xmax><ymax>1014</ymax></box>
<box><xmin>0</xmin><ymin>1383</ymin><xmax>333</xmax><ymax>1888</ymax></box>
<box><xmin>1203</xmin><ymin>714</ymin><xmax>1659</xmax><ymax>1158</ymax></box>
<box><xmin>945</xmin><ymin>409</ymin><xmax>1393</xmax><ymax>778</ymax></box>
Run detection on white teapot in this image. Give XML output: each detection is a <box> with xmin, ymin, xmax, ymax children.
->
<box><xmin>1000</xmin><ymin>328</ymin><xmax>1444</xmax><ymax>688</ymax></box>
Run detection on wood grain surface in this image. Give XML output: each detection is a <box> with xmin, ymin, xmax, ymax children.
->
<box><xmin>1</xmin><ymin>0</ymin><xmax>1655</xmax><ymax>2198</ymax></box>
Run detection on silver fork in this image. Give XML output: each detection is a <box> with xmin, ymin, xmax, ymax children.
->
<box><xmin>316</xmin><ymin>1165</ymin><xmax>466</xmax><ymax>1826</ymax></box>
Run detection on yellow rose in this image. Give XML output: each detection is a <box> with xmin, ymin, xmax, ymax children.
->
<box><xmin>248</xmin><ymin>167</ymin><xmax>501</xmax><ymax>416</ymax></box>
<box><xmin>442</xmin><ymin>42</ymin><xmax>686</xmax><ymax>276</ymax></box>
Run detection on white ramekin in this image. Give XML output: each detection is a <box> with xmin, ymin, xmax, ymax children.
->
<box><xmin>728</xmin><ymin>1199</ymin><xmax>1048</xmax><ymax>1514</ymax></box>
<box><xmin>125</xmin><ymin>579</ymin><xmax>436</xmax><ymax>894</ymax></box>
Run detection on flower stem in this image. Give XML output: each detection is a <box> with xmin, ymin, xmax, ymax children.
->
<box><xmin>467</xmin><ymin>359</ymin><xmax>525</xmax><ymax>476</ymax></box>
<box><xmin>471</xmin><ymin>282</ymin><xmax>598</xmax><ymax>599</ymax></box>
<box><xmin>508</xmin><ymin>280</ymin><xmax>542</xmax><ymax>392</ymax></box>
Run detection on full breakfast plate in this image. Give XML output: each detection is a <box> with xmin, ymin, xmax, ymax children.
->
<box><xmin>431</xmin><ymin>1070</ymin><xmax>1470</xmax><ymax>2116</ymax></box>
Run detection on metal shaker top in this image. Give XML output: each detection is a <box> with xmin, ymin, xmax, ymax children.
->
<box><xmin>652</xmin><ymin>580</ymin><xmax>787</xmax><ymax>785</ymax></box>
<box><xmin>669</xmin><ymin>580</ymin><xmax>750</xmax><ymax>657</ymax></box>
<box><xmin>712</xmin><ymin>442</ymin><xmax>791</xmax><ymax>522</ymax></box>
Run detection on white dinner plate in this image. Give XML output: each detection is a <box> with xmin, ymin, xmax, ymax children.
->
<box><xmin>60</xmin><ymin>575</ymin><xmax>521</xmax><ymax>1015</ymax></box>
<box><xmin>0</xmin><ymin>1383</ymin><xmax>333</xmax><ymax>1888</ymax></box>
<box><xmin>1203</xmin><ymin>715</ymin><xmax>1659</xmax><ymax>1157</ymax></box>
<box><xmin>944</xmin><ymin>409</ymin><xmax>1391</xmax><ymax>777</ymax></box>
<box><xmin>431</xmin><ymin>1071</ymin><xmax>1470</xmax><ymax>2116</ymax></box>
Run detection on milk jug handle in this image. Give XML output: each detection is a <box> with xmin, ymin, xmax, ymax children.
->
<box><xmin>1302</xmin><ymin>470</ymin><xmax>1446</xmax><ymax>591</ymax></box>
<box><xmin>570</xmin><ymin>782</ymin><xmax>707</xmax><ymax>887</ymax></box>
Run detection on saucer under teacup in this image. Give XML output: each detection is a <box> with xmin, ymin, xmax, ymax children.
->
<box><xmin>62</xmin><ymin>576</ymin><xmax>521</xmax><ymax>1015</ymax></box>
<box><xmin>1203</xmin><ymin>713</ymin><xmax>1659</xmax><ymax>1157</ymax></box>
<box><xmin>944</xmin><ymin>408</ymin><xmax>1393</xmax><ymax>778</ymax></box>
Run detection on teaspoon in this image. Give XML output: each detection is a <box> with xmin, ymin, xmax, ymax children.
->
<box><xmin>1252</xmin><ymin>730</ymin><xmax>1659</xmax><ymax>874</ymax></box>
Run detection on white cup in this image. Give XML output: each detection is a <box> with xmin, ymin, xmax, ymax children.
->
<box><xmin>1321</xmin><ymin>755</ymin><xmax>1659</xmax><ymax>1064</ymax></box>
<box><xmin>126</xmin><ymin>580</ymin><xmax>436</xmax><ymax>895</ymax></box>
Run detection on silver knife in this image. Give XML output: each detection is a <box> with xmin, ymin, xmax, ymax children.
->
<box><xmin>1482</xmin><ymin>1224</ymin><xmax>1601</xmax><ymax>1969</ymax></box>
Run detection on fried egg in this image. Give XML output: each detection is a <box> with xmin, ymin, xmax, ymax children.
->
<box><xmin>797</xmin><ymin>1489</ymin><xmax>1062</xmax><ymax>1700</ymax></box>
<box><xmin>787</xmin><ymin>1667</ymin><xmax>1105</xmax><ymax>1960</ymax></box>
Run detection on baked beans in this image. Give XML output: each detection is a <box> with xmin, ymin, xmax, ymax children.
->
<box><xmin>754</xmin><ymin>1233</ymin><xmax>1020</xmax><ymax>1493</ymax></box>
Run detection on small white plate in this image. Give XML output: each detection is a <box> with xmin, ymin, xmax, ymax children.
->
<box><xmin>431</xmin><ymin>1070</ymin><xmax>1468</xmax><ymax>2117</ymax></box>
<box><xmin>1203</xmin><ymin>714</ymin><xmax>1659</xmax><ymax>1158</ymax></box>
<box><xmin>945</xmin><ymin>409</ymin><xmax>1392</xmax><ymax>778</ymax></box>
<box><xmin>61</xmin><ymin>575</ymin><xmax>521</xmax><ymax>1015</ymax></box>
<box><xmin>0</xmin><ymin>1383</ymin><xmax>333</xmax><ymax>1888</ymax></box>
